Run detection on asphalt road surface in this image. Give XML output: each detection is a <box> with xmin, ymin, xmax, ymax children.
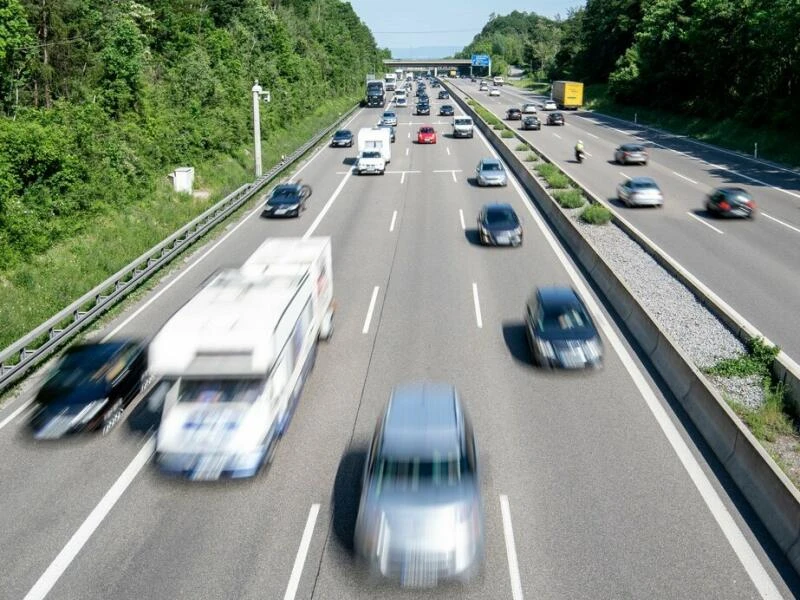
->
<box><xmin>0</xmin><ymin>86</ymin><xmax>796</xmax><ymax>600</ymax></box>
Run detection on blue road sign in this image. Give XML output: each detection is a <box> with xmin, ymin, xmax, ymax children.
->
<box><xmin>471</xmin><ymin>54</ymin><xmax>490</xmax><ymax>67</ymax></box>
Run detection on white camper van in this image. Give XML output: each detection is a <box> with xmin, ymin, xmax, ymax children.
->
<box><xmin>149</xmin><ymin>237</ymin><xmax>334</xmax><ymax>480</ymax></box>
<box><xmin>357</xmin><ymin>127</ymin><xmax>392</xmax><ymax>163</ymax></box>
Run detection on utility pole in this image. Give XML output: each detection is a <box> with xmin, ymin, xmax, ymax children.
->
<box><xmin>251</xmin><ymin>80</ymin><xmax>271</xmax><ymax>178</ymax></box>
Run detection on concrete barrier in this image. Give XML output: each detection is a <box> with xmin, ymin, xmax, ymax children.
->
<box><xmin>447</xmin><ymin>84</ymin><xmax>800</xmax><ymax>575</ymax></box>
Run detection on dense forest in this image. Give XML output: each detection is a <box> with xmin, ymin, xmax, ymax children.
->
<box><xmin>0</xmin><ymin>0</ymin><xmax>383</xmax><ymax>266</ymax></box>
<box><xmin>457</xmin><ymin>1</ymin><xmax>798</xmax><ymax>133</ymax></box>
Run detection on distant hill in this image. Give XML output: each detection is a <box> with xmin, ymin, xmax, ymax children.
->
<box><xmin>390</xmin><ymin>46</ymin><xmax>462</xmax><ymax>59</ymax></box>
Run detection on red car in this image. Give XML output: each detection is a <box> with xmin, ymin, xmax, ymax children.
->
<box><xmin>417</xmin><ymin>125</ymin><xmax>437</xmax><ymax>144</ymax></box>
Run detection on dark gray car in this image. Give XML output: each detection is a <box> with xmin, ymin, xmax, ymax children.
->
<box><xmin>354</xmin><ymin>382</ymin><xmax>484</xmax><ymax>587</ymax></box>
<box><xmin>477</xmin><ymin>203</ymin><xmax>523</xmax><ymax>246</ymax></box>
<box><xmin>525</xmin><ymin>287</ymin><xmax>603</xmax><ymax>369</ymax></box>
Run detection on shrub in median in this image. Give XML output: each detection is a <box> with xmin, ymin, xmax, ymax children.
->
<box><xmin>553</xmin><ymin>189</ymin><xmax>586</xmax><ymax>209</ymax></box>
<box><xmin>535</xmin><ymin>162</ymin><xmax>558</xmax><ymax>178</ymax></box>
<box><xmin>501</xmin><ymin>129</ymin><xmax>514</xmax><ymax>138</ymax></box>
<box><xmin>525</xmin><ymin>152</ymin><xmax>538</xmax><ymax>162</ymax></box>
<box><xmin>544</xmin><ymin>171</ymin><xmax>570</xmax><ymax>189</ymax></box>
<box><xmin>515</xmin><ymin>143</ymin><xmax>529</xmax><ymax>151</ymax></box>
<box><xmin>580</xmin><ymin>203</ymin><xmax>613</xmax><ymax>225</ymax></box>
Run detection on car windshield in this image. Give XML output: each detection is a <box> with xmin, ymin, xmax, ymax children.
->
<box><xmin>481</xmin><ymin>163</ymin><xmax>502</xmax><ymax>172</ymax></box>
<box><xmin>269</xmin><ymin>190</ymin><xmax>300</xmax><ymax>204</ymax></box>
<box><xmin>622</xmin><ymin>144</ymin><xmax>642</xmax><ymax>151</ymax></box>
<box><xmin>455</xmin><ymin>119</ymin><xmax>471</xmax><ymax>126</ymax></box>
<box><xmin>334</xmin><ymin>130</ymin><xmax>350</xmax><ymax>138</ymax></box>
<box><xmin>538</xmin><ymin>304</ymin><xmax>592</xmax><ymax>333</ymax></box>
<box><xmin>485</xmin><ymin>209</ymin><xmax>518</xmax><ymax>227</ymax></box>
<box><xmin>375</xmin><ymin>452</ymin><xmax>471</xmax><ymax>491</ymax></box>
<box><xmin>45</xmin><ymin>345</ymin><xmax>121</xmax><ymax>389</ymax></box>
<box><xmin>383</xmin><ymin>112</ymin><xmax>394</xmax><ymax>118</ymax></box>
<box><xmin>362</xmin><ymin>151</ymin><xmax>381</xmax><ymax>159</ymax></box>
<box><xmin>176</xmin><ymin>378</ymin><xmax>263</xmax><ymax>405</ymax></box>
<box><xmin>420</xmin><ymin>127</ymin><xmax>434</xmax><ymax>133</ymax></box>
<box><xmin>632</xmin><ymin>180</ymin><xmax>658</xmax><ymax>189</ymax></box>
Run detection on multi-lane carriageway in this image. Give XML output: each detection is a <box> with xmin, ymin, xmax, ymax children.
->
<box><xmin>0</xmin><ymin>88</ymin><xmax>798</xmax><ymax>600</ymax></box>
<box><xmin>450</xmin><ymin>79</ymin><xmax>800</xmax><ymax>362</ymax></box>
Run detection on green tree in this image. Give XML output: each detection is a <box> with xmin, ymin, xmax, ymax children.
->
<box><xmin>0</xmin><ymin>0</ymin><xmax>34</xmax><ymax>112</ymax></box>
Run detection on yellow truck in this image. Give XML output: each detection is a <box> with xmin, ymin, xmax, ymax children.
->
<box><xmin>552</xmin><ymin>81</ymin><xmax>584</xmax><ymax>110</ymax></box>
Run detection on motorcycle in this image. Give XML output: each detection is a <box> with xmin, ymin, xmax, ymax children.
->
<box><xmin>575</xmin><ymin>148</ymin><xmax>585</xmax><ymax>163</ymax></box>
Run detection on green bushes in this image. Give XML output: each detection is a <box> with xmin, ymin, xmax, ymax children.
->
<box><xmin>534</xmin><ymin>162</ymin><xmax>570</xmax><ymax>188</ymax></box>
<box><xmin>525</xmin><ymin>152</ymin><xmax>538</xmax><ymax>162</ymax></box>
<box><xmin>580</xmin><ymin>203</ymin><xmax>613</xmax><ymax>225</ymax></box>
<box><xmin>515</xmin><ymin>143</ymin><xmax>529</xmax><ymax>151</ymax></box>
<box><xmin>553</xmin><ymin>189</ymin><xmax>586</xmax><ymax>209</ymax></box>
<box><xmin>501</xmin><ymin>129</ymin><xmax>514</xmax><ymax>138</ymax></box>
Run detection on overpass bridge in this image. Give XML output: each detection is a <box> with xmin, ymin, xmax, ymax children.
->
<box><xmin>382</xmin><ymin>58</ymin><xmax>487</xmax><ymax>77</ymax></box>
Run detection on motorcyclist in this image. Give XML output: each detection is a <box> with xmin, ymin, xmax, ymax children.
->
<box><xmin>575</xmin><ymin>140</ymin><xmax>585</xmax><ymax>161</ymax></box>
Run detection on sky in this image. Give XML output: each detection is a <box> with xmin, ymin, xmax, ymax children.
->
<box><xmin>346</xmin><ymin>0</ymin><xmax>584</xmax><ymax>57</ymax></box>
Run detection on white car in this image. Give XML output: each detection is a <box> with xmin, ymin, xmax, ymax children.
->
<box><xmin>356</xmin><ymin>150</ymin><xmax>386</xmax><ymax>175</ymax></box>
<box><xmin>479</xmin><ymin>84</ymin><xmax>489</xmax><ymax>92</ymax></box>
<box><xmin>488</xmin><ymin>88</ymin><xmax>500</xmax><ymax>97</ymax></box>
<box><xmin>521</xmin><ymin>103</ymin><xmax>537</xmax><ymax>114</ymax></box>
<box><xmin>543</xmin><ymin>100</ymin><xmax>557</xmax><ymax>110</ymax></box>
<box><xmin>395</xmin><ymin>96</ymin><xmax>407</xmax><ymax>107</ymax></box>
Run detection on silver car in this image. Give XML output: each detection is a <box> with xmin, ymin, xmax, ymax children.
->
<box><xmin>354</xmin><ymin>382</ymin><xmax>484</xmax><ymax>587</ymax></box>
<box><xmin>614</xmin><ymin>143</ymin><xmax>649</xmax><ymax>165</ymax></box>
<box><xmin>475</xmin><ymin>158</ymin><xmax>508</xmax><ymax>187</ymax></box>
<box><xmin>617</xmin><ymin>176</ymin><xmax>664</xmax><ymax>207</ymax></box>
<box><xmin>381</xmin><ymin>110</ymin><xmax>398</xmax><ymax>127</ymax></box>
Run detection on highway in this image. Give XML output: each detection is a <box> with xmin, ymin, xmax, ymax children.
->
<box><xmin>0</xmin><ymin>86</ymin><xmax>796</xmax><ymax>599</ymax></box>
<box><xmin>448</xmin><ymin>79</ymin><xmax>800</xmax><ymax>362</ymax></box>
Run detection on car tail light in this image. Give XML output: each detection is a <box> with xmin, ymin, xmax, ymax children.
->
<box><xmin>719</xmin><ymin>201</ymin><xmax>730</xmax><ymax>210</ymax></box>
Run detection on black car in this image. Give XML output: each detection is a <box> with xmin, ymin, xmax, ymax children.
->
<box><xmin>706</xmin><ymin>187</ymin><xmax>757</xmax><ymax>219</ymax></box>
<box><xmin>418</xmin><ymin>93</ymin><xmax>429</xmax><ymax>103</ymax></box>
<box><xmin>29</xmin><ymin>341</ymin><xmax>148</xmax><ymax>438</ymax></box>
<box><xmin>262</xmin><ymin>182</ymin><xmax>312</xmax><ymax>217</ymax></box>
<box><xmin>521</xmin><ymin>115</ymin><xmax>541</xmax><ymax>130</ymax></box>
<box><xmin>506</xmin><ymin>108</ymin><xmax>522</xmax><ymax>120</ymax></box>
<box><xmin>547</xmin><ymin>112</ymin><xmax>565</xmax><ymax>126</ymax></box>
<box><xmin>477</xmin><ymin>203</ymin><xmax>523</xmax><ymax>247</ymax></box>
<box><xmin>438</xmin><ymin>90</ymin><xmax>450</xmax><ymax>100</ymax></box>
<box><xmin>416</xmin><ymin>103</ymin><xmax>430</xmax><ymax>115</ymax></box>
<box><xmin>440</xmin><ymin>104</ymin><xmax>455</xmax><ymax>116</ymax></box>
<box><xmin>525</xmin><ymin>287</ymin><xmax>603</xmax><ymax>369</ymax></box>
<box><xmin>330</xmin><ymin>129</ymin><xmax>353</xmax><ymax>147</ymax></box>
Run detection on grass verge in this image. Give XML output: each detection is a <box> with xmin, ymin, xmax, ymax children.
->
<box><xmin>584</xmin><ymin>84</ymin><xmax>800</xmax><ymax>167</ymax></box>
<box><xmin>507</xmin><ymin>77</ymin><xmax>551</xmax><ymax>95</ymax></box>
<box><xmin>0</xmin><ymin>95</ymin><xmax>357</xmax><ymax>350</ymax></box>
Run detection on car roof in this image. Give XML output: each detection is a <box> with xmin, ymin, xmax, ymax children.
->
<box><xmin>629</xmin><ymin>176</ymin><xmax>658</xmax><ymax>185</ymax></box>
<box><xmin>334</xmin><ymin>129</ymin><xmax>351</xmax><ymax>135</ymax></box>
<box><xmin>480</xmin><ymin>158</ymin><xmax>502</xmax><ymax>167</ymax></box>
<box><xmin>716</xmin><ymin>186</ymin><xmax>749</xmax><ymax>195</ymax></box>
<box><xmin>272</xmin><ymin>183</ymin><xmax>300</xmax><ymax>193</ymax></box>
<box><xmin>535</xmin><ymin>286</ymin><xmax>582</xmax><ymax>309</ymax></box>
<box><xmin>482</xmin><ymin>202</ymin><xmax>515</xmax><ymax>213</ymax></box>
<box><xmin>381</xmin><ymin>382</ymin><xmax>461</xmax><ymax>459</ymax></box>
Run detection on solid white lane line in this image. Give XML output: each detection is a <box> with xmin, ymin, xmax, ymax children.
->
<box><xmin>552</xmin><ymin>133</ymin><xmax>562</xmax><ymax>139</ymax></box>
<box><xmin>303</xmin><ymin>169</ymin><xmax>353</xmax><ymax>239</ymax></box>
<box><xmin>673</xmin><ymin>171</ymin><xmax>699</xmax><ymax>185</ymax></box>
<box><xmin>400</xmin><ymin>171</ymin><xmax>405</xmax><ymax>185</ymax></box>
<box><xmin>23</xmin><ymin>437</ymin><xmax>156</xmax><ymax>600</ymax></box>
<box><xmin>471</xmin><ymin>283</ymin><xmax>483</xmax><ymax>329</ymax></box>
<box><xmin>688</xmin><ymin>212</ymin><xmax>724</xmax><ymax>234</ymax></box>
<box><xmin>459</xmin><ymin>209</ymin><xmax>466</xmax><ymax>230</ymax></box>
<box><xmin>283</xmin><ymin>504</ymin><xmax>321</xmax><ymax>600</ymax></box>
<box><xmin>432</xmin><ymin>169</ymin><xmax>463</xmax><ymax>173</ymax></box>
<box><xmin>500</xmin><ymin>495</ymin><xmax>524</xmax><ymax>600</ymax></box>
<box><xmin>389</xmin><ymin>210</ymin><xmax>398</xmax><ymax>232</ymax></box>
<box><xmin>446</xmin><ymin>146</ymin><xmax>451</xmax><ymax>155</ymax></box>
<box><xmin>496</xmin><ymin>130</ymin><xmax>782</xmax><ymax>597</ymax></box>
<box><xmin>405</xmin><ymin>147</ymin><xmax>409</xmax><ymax>156</ymax></box>
<box><xmin>762</xmin><ymin>212</ymin><xmax>800</xmax><ymax>235</ymax></box>
<box><xmin>452</xmin><ymin>171</ymin><xmax>457</xmax><ymax>183</ymax></box>
<box><xmin>362</xmin><ymin>286</ymin><xmax>380</xmax><ymax>334</ymax></box>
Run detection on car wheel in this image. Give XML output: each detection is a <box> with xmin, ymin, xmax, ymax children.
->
<box><xmin>101</xmin><ymin>400</ymin><xmax>124</xmax><ymax>436</ymax></box>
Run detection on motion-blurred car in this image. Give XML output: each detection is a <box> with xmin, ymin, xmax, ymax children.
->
<box><xmin>438</xmin><ymin>90</ymin><xmax>450</xmax><ymax>99</ymax></box>
<box><xmin>416</xmin><ymin>87</ymin><xmax>426</xmax><ymax>97</ymax></box>
<box><xmin>356</xmin><ymin>150</ymin><xmax>386</xmax><ymax>175</ymax></box>
<box><xmin>416</xmin><ymin>102</ymin><xmax>430</xmax><ymax>116</ymax></box>
<box><xmin>506</xmin><ymin>107</ymin><xmax>522</xmax><ymax>120</ymax></box>
<box><xmin>477</xmin><ymin>203</ymin><xmax>523</xmax><ymax>246</ymax></box>
<box><xmin>354</xmin><ymin>382</ymin><xmax>484</xmax><ymax>586</ymax></box>
<box><xmin>263</xmin><ymin>182</ymin><xmax>312</xmax><ymax>217</ymax></box>
<box><xmin>521</xmin><ymin>115</ymin><xmax>541</xmax><ymax>130</ymax></box>
<box><xmin>431</xmin><ymin>81</ymin><xmax>441</xmax><ymax>88</ymax></box>
<box><xmin>525</xmin><ymin>287</ymin><xmax>603</xmax><ymax>369</ymax></box>
<box><xmin>479</xmin><ymin>83</ymin><xmax>489</xmax><ymax>91</ymax></box>
<box><xmin>439</xmin><ymin>104</ymin><xmax>455</xmax><ymax>116</ymax></box>
<box><xmin>377</xmin><ymin>123</ymin><xmax>396</xmax><ymax>142</ymax></box>
<box><xmin>488</xmin><ymin>88</ymin><xmax>500</xmax><ymax>97</ymax></box>
<box><xmin>330</xmin><ymin>129</ymin><xmax>353</xmax><ymax>147</ymax></box>
<box><xmin>475</xmin><ymin>158</ymin><xmax>508</xmax><ymax>187</ymax></box>
<box><xmin>29</xmin><ymin>341</ymin><xmax>148</xmax><ymax>439</ymax></box>
<box><xmin>381</xmin><ymin>111</ymin><xmax>398</xmax><ymax>127</ymax></box>
<box><xmin>543</xmin><ymin>100</ymin><xmax>557</xmax><ymax>110</ymax></box>
<box><xmin>547</xmin><ymin>112</ymin><xmax>565</xmax><ymax>126</ymax></box>
<box><xmin>614</xmin><ymin>143</ymin><xmax>649</xmax><ymax>165</ymax></box>
<box><xmin>617</xmin><ymin>176</ymin><xmax>664</xmax><ymax>207</ymax></box>
<box><xmin>521</xmin><ymin>103</ymin><xmax>538</xmax><ymax>114</ymax></box>
<box><xmin>706</xmin><ymin>187</ymin><xmax>756</xmax><ymax>219</ymax></box>
<box><xmin>417</xmin><ymin>125</ymin><xmax>437</xmax><ymax>144</ymax></box>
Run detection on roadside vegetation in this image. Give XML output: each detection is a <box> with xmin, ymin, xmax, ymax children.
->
<box><xmin>0</xmin><ymin>0</ymin><xmax>382</xmax><ymax>350</ymax></box>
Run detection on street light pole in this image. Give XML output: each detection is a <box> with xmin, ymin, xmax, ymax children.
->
<box><xmin>252</xmin><ymin>80</ymin><xmax>263</xmax><ymax>178</ymax></box>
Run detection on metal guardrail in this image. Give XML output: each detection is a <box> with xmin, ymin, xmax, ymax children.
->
<box><xmin>0</xmin><ymin>104</ymin><xmax>360</xmax><ymax>394</ymax></box>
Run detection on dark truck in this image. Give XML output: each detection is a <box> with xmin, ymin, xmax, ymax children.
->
<box><xmin>365</xmin><ymin>80</ymin><xmax>385</xmax><ymax>107</ymax></box>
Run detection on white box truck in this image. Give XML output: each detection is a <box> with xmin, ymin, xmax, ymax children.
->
<box><xmin>358</xmin><ymin>127</ymin><xmax>391</xmax><ymax>163</ymax></box>
<box><xmin>149</xmin><ymin>237</ymin><xmax>335</xmax><ymax>480</ymax></box>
